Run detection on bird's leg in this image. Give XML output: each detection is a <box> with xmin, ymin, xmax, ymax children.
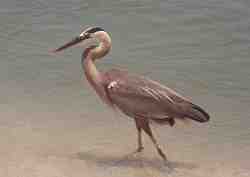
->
<box><xmin>149</xmin><ymin>131</ymin><xmax>167</xmax><ymax>162</ymax></box>
<box><xmin>114</xmin><ymin>119</ymin><xmax>144</xmax><ymax>163</ymax></box>
<box><xmin>134</xmin><ymin>119</ymin><xmax>144</xmax><ymax>152</ymax></box>
<box><xmin>140</xmin><ymin>119</ymin><xmax>167</xmax><ymax>161</ymax></box>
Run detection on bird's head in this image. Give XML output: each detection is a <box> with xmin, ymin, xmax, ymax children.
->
<box><xmin>53</xmin><ymin>26</ymin><xmax>111</xmax><ymax>54</ymax></box>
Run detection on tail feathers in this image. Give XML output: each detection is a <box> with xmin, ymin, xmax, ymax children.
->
<box><xmin>186</xmin><ymin>104</ymin><xmax>210</xmax><ymax>123</ymax></box>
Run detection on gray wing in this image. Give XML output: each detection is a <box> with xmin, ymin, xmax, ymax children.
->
<box><xmin>104</xmin><ymin>69</ymin><xmax>192</xmax><ymax>120</ymax></box>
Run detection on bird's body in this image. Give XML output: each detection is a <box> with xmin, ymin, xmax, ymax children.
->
<box><xmin>102</xmin><ymin>68</ymin><xmax>208</xmax><ymax>124</ymax></box>
<box><xmin>53</xmin><ymin>26</ymin><xmax>210</xmax><ymax>161</ymax></box>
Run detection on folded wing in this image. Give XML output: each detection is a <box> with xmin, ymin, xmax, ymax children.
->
<box><xmin>104</xmin><ymin>69</ymin><xmax>209</xmax><ymax>124</ymax></box>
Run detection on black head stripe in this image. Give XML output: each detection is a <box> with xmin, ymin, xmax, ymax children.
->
<box><xmin>87</xmin><ymin>27</ymin><xmax>104</xmax><ymax>34</ymax></box>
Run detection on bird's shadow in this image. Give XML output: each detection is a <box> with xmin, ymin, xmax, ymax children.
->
<box><xmin>74</xmin><ymin>150</ymin><xmax>198</xmax><ymax>173</ymax></box>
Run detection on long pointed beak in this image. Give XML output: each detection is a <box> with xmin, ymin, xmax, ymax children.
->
<box><xmin>52</xmin><ymin>35</ymin><xmax>88</xmax><ymax>53</ymax></box>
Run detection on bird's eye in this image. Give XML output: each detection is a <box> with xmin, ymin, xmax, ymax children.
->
<box><xmin>80</xmin><ymin>32</ymin><xmax>90</xmax><ymax>38</ymax></box>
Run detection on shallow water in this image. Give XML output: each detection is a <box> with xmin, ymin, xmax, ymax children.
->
<box><xmin>1</xmin><ymin>0</ymin><xmax>250</xmax><ymax>176</ymax></box>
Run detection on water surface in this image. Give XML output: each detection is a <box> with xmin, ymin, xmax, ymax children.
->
<box><xmin>1</xmin><ymin>0</ymin><xmax>250</xmax><ymax>176</ymax></box>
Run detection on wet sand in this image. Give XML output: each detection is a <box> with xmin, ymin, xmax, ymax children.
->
<box><xmin>1</xmin><ymin>1</ymin><xmax>250</xmax><ymax>175</ymax></box>
<box><xmin>1</xmin><ymin>100</ymin><xmax>249</xmax><ymax>177</ymax></box>
<box><xmin>0</xmin><ymin>0</ymin><xmax>250</xmax><ymax>177</ymax></box>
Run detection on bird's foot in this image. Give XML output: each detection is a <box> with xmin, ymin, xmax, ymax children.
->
<box><xmin>136</xmin><ymin>146</ymin><xmax>144</xmax><ymax>153</ymax></box>
<box><xmin>157</xmin><ymin>148</ymin><xmax>168</xmax><ymax>162</ymax></box>
<box><xmin>126</xmin><ymin>146</ymin><xmax>144</xmax><ymax>158</ymax></box>
<box><xmin>158</xmin><ymin>150</ymin><xmax>173</xmax><ymax>169</ymax></box>
<box><xmin>115</xmin><ymin>147</ymin><xmax>144</xmax><ymax>164</ymax></box>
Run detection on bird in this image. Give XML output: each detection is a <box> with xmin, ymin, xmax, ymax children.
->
<box><xmin>53</xmin><ymin>26</ymin><xmax>210</xmax><ymax>162</ymax></box>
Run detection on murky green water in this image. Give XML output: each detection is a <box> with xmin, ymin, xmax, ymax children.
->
<box><xmin>1</xmin><ymin>0</ymin><xmax>250</xmax><ymax>176</ymax></box>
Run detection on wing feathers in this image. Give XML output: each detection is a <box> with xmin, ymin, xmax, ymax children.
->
<box><xmin>104</xmin><ymin>69</ymin><xmax>209</xmax><ymax>124</ymax></box>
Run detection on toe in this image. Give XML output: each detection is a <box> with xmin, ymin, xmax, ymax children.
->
<box><xmin>136</xmin><ymin>146</ymin><xmax>144</xmax><ymax>152</ymax></box>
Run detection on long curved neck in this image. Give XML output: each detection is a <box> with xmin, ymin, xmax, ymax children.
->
<box><xmin>82</xmin><ymin>32</ymin><xmax>112</xmax><ymax>103</ymax></box>
<box><xmin>82</xmin><ymin>52</ymin><xmax>103</xmax><ymax>99</ymax></box>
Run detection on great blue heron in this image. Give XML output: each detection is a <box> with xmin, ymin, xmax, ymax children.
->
<box><xmin>53</xmin><ymin>26</ymin><xmax>210</xmax><ymax>161</ymax></box>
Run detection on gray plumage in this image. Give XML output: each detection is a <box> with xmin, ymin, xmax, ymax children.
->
<box><xmin>104</xmin><ymin>69</ymin><xmax>209</xmax><ymax>125</ymax></box>
<box><xmin>53</xmin><ymin>26</ymin><xmax>210</xmax><ymax>162</ymax></box>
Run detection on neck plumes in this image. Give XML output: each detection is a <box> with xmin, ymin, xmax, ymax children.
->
<box><xmin>82</xmin><ymin>32</ymin><xmax>112</xmax><ymax>104</ymax></box>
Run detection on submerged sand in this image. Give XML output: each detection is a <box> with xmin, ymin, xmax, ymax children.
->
<box><xmin>0</xmin><ymin>106</ymin><xmax>249</xmax><ymax>177</ymax></box>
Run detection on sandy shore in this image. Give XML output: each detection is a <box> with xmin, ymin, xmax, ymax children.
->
<box><xmin>0</xmin><ymin>110</ymin><xmax>249</xmax><ymax>177</ymax></box>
